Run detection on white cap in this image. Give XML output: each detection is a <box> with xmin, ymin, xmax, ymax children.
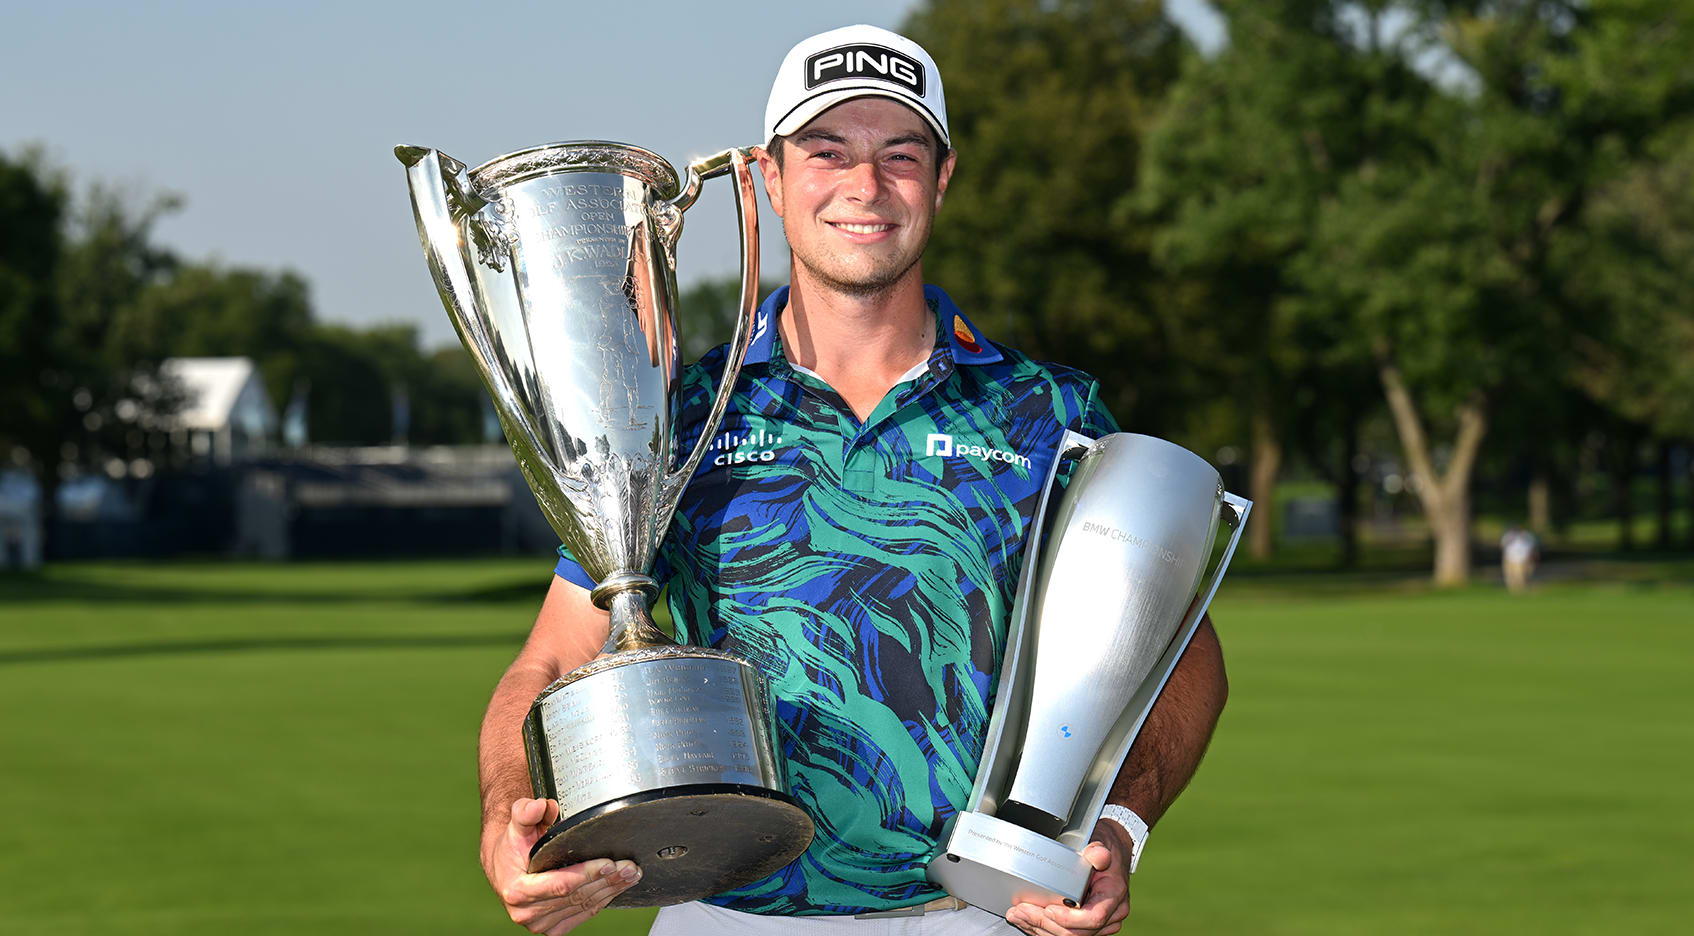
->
<box><xmin>763</xmin><ymin>25</ymin><xmax>950</xmax><ymax>148</ymax></box>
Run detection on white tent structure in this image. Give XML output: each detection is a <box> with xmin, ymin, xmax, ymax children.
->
<box><xmin>158</xmin><ymin>357</ymin><xmax>278</xmax><ymax>463</ymax></box>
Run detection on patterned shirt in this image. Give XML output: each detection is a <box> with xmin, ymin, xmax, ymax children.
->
<box><xmin>555</xmin><ymin>284</ymin><xmax>1117</xmax><ymax>915</ymax></box>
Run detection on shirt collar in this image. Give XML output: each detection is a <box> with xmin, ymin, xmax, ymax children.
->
<box><xmin>743</xmin><ymin>284</ymin><xmax>1004</xmax><ymax>368</ymax></box>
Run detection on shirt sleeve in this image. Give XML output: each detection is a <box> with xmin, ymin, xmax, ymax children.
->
<box><xmin>553</xmin><ymin>545</ymin><xmax>595</xmax><ymax>590</ymax></box>
<box><xmin>1078</xmin><ymin>378</ymin><xmax>1121</xmax><ymax>437</ymax></box>
<box><xmin>553</xmin><ymin>544</ymin><xmax>675</xmax><ymax>590</ymax></box>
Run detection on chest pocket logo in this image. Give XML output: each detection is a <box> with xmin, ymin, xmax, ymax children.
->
<box><xmin>711</xmin><ymin>427</ymin><xmax>788</xmax><ymax>467</ymax></box>
<box><xmin>925</xmin><ymin>432</ymin><xmax>1032</xmax><ymax>470</ymax></box>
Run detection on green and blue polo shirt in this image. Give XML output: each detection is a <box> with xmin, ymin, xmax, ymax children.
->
<box><xmin>554</xmin><ymin>284</ymin><xmax>1118</xmax><ymax>915</ymax></box>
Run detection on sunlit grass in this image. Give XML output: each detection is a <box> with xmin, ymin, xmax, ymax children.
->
<box><xmin>1</xmin><ymin>559</ymin><xmax>1689</xmax><ymax>934</ymax></box>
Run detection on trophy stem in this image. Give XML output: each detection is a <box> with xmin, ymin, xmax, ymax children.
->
<box><xmin>603</xmin><ymin>587</ymin><xmax>673</xmax><ymax>652</ymax></box>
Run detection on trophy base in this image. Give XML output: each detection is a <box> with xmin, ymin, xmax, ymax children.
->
<box><xmin>926</xmin><ymin>811</ymin><xmax>1094</xmax><ymax>916</ymax></box>
<box><xmin>529</xmin><ymin>783</ymin><xmax>813</xmax><ymax>907</ymax></box>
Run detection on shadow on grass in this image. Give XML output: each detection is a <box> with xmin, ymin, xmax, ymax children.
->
<box><xmin>0</xmin><ymin>631</ymin><xmax>529</xmax><ymax>667</ymax></box>
<box><xmin>0</xmin><ymin>570</ymin><xmax>548</xmax><ymax>607</ymax></box>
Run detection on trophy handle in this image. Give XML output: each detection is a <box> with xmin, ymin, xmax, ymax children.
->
<box><xmin>654</xmin><ymin>147</ymin><xmax>761</xmax><ymax>516</ymax></box>
<box><xmin>394</xmin><ymin>145</ymin><xmax>543</xmax><ymax>451</ymax></box>
<box><xmin>1067</xmin><ymin>490</ymin><xmax>1253</xmax><ymax>845</ymax></box>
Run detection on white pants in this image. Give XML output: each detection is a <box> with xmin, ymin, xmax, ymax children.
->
<box><xmin>650</xmin><ymin>902</ymin><xmax>1019</xmax><ymax>935</ymax></box>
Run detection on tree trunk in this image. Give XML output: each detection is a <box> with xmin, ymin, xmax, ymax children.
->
<box><xmin>1430</xmin><ymin>488</ymin><xmax>1472</xmax><ymax>586</ymax></box>
<box><xmin>1377</xmin><ymin>360</ymin><xmax>1487</xmax><ymax>586</ymax></box>
<box><xmin>1686</xmin><ymin>440</ymin><xmax>1694</xmax><ymax>551</ymax></box>
<box><xmin>1528</xmin><ymin>470</ymin><xmax>1551</xmax><ymax>534</ymax></box>
<box><xmin>1338</xmin><ymin>412</ymin><xmax>1361</xmax><ymax>568</ymax></box>
<box><xmin>1613</xmin><ymin>428</ymin><xmax>1638</xmax><ymax>551</ymax></box>
<box><xmin>37</xmin><ymin>468</ymin><xmax>61</xmax><ymax>563</ymax></box>
<box><xmin>1248</xmin><ymin>400</ymin><xmax>1280</xmax><ymax>560</ymax></box>
<box><xmin>1655</xmin><ymin>440</ymin><xmax>1673</xmax><ymax>551</ymax></box>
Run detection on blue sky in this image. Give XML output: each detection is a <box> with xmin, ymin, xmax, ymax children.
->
<box><xmin>3</xmin><ymin>0</ymin><xmax>1221</xmax><ymax>348</ymax></box>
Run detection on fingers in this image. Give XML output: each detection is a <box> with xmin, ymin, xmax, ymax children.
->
<box><xmin>519</xmin><ymin>863</ymin><xmax>640</xmax><ymax>934</ymax></box>
<box><xmin>504</xmin><ymin>859</ymin><xmax>640</xmax><ymax>907</ymax></box>
<box><xmin>1006</xmin><ymin>902</ymin><xmax>1077</xmax><ymax>936</ymax></box>
<box><xmin>1082</xmin><ymin>841</ymin><xmax>1114</xmax><ymax>872</ymax></box>
<box><xmin>1004</xmin><ymin>863</ymin><xmax>1130</xmax><ymax>936</ymax></box>
<box><xmin>510</xmin><ymin>797</ymin><xmax>560</xmax><ymax>832</ymax></box>
<box><xmin>502</xmin><ymin>859</ymin><xmax>642</xmax><ymax>933</ymax></box>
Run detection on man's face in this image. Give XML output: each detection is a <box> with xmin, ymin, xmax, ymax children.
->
<box><xmin>756</xmin><ymin>97</ymin><xmax>956</xmax><ymax>298</ymax></box>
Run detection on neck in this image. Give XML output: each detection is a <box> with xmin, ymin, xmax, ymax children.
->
<box><xmin>779</xmin><ymin>264</ymin><xmax>933</xmax><ymax>380</ymax></box>
<box><xmin>776</xmin><ymin>263</ymin><xmax>935</xmax><ymax>422</ymax></box>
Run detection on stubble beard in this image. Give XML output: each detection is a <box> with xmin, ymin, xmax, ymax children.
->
<box><xmin>784</xmin><ymin>216</ymin><xmax>933</xmax><ymax>300</ymax></box>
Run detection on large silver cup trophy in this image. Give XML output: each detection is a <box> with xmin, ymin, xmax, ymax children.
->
<box><xmin>927</xmin><ymin>432</ymin><xmax>1251</xmax><ymax>914</ymax></box>
<box><xmin>397</xmin><ymin>141</ymin><xmax>813</xmax><ymax>906</ymax></box>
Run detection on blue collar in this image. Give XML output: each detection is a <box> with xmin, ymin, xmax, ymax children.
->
<box><xmin>743</xmin><ymin>284</ymin><xmax>1005</xmax><ymax>367</ymax></box>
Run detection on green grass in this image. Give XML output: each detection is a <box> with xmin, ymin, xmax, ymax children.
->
<box><xmin>2</xmin><ymin>559</ymin><xmax>1690</xmax><ymax>934</ymax></box>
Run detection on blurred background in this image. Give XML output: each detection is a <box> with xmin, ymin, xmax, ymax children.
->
<box><xmin>2</xmin><ymin>1</ymin><xmax>1689</xmax><ymax>934</ymax></box>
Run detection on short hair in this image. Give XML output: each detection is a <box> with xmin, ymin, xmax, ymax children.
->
<box><xmin>766</xmin><ymin>124</ymin><xmax>950</xmax><ymax>180</ymax></box>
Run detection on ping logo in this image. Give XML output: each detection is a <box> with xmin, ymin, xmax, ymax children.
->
<box><xmin>925</xmin><ymin>433</ymin><xmax>1033</xmax><ymax>469</ymax></box>
<box><xmin>711</xmin><ymin>427</ymin><xmax>786</xmax><ymax>467</ymax></box>
<box><xmin>804</xmin><ymin>43</ymin><xmax>925</xmax><ymax>95</ymax></box>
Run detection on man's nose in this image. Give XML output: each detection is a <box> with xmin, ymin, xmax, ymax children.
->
<box><xmin>843</xmin><ymin>159</ymin><xmax>884</xmax><ymax>203</ymax></box>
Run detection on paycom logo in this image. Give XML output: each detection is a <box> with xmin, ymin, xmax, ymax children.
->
<box><xmin>925</xmin><ymin>433</ymin><xmax>1032</xmax><ymax>469</ymax></box>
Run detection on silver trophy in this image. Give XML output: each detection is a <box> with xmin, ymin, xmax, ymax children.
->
<box><xmin>397</xmin><ymin>141</ymin><xmax>813</xmax><ymax>906</ymax></box>
<box><xmin>927</xmin><ymin>432</ymin><xmax>1250</xmax><ymax>913</ymax></box>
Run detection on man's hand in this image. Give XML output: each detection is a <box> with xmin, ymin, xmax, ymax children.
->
<box><xmin>483</xmin><ymin>797</ymin><xmax>642</xmax><ymax>935</ymax></box>
<box><xmin>1004</xmin><ymin>820</ymin><xmax>1133</xmax><ymax>936</ymax></box>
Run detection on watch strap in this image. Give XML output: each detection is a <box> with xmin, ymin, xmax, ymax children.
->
<box><xmin>1099</xmin><ymin>805</ymin><xmax>1149</xmax><ymax>874</ymax></box>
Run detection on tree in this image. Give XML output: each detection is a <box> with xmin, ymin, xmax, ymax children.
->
<box><xmin>1138</xmin><ymin>0</ymin><xmax>1399</xmax><ymax>560</ymax></box>
<box><xmin>128</xmin><ymin>262</ymin><xmax>316</xmax><ymax>408</ymax></box>
<box><xmin>903</xmin><ymin>0</ymin><xmax>1198</xmax><ymax>437</ymax></box>
<box><xmin>0</xmin><ymin>152</ymin><xmax>67</xmax><ymax>471</ymax></box>
<box><xmin>0</xmin><ymin>154</ymin><xmax>182</xmax><ymax>557</ymax></box>
<box><xmin>1293</xmin><ymin>0</ymin><xmax>1694</xmax><ymax>582</ymax></box>
<box><xmin>676</xmin><ymin>275</ymin><xmax>780</xmax><ymax>365</ymax></box>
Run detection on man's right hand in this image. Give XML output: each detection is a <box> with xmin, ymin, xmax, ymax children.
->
<box><xmin>483</xmin><ymin>797</ymin><xmax>642</xmax><ymax>935</ymax></box>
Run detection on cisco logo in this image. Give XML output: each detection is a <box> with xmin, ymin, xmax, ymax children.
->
<box><xmin>925</xmin><ymin>433</ymin><xmax>1032</xmax><ymax>469</ymax></box>
<box><xmin>711</xmin><ymin>428</ymin><xmax>785</xmax><ymax>467</ymax></box>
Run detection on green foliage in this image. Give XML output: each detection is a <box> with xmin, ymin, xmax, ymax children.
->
<box><xmin>676</xmin><ymin>275</ymin><xmax>780</xmax><ymax>365</ymax></box>
<box><xmin>0</xmin><ymin>152</ymin><xmax>67</xmax><ymax>462</ymax></box>
<box><xmin>0</xmin><ymin>156</ymin><xmax>182</xmax><ymax>490</ymax></box>
<box><xmin>0</xmin><ymin>150</ymin><xmax>491</xmax><ymax>467</ymax></box>
<box><xmin>903</xmin><ymin>0</ymin><xmax>1194</xmax><ymax>433</ymax></box>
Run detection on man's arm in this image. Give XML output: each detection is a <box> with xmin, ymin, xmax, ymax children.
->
<box><xmin>1007</xmin><ymin>615</ymin><xmax>1228</xmax><ymax>936</ymax></box>
<box><xmin>478</xmin><ymin>575</ymin><xmax>642</xmax><ymax>934</ymax></box>
<box><xmin>1102</xmin><ymin>613</ymin><xmax>1229</xmax><ymax>826</ymax></box>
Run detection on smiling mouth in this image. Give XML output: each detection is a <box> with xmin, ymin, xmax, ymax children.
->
<box><xmin>830</xmin><ymin>222</ymin><xmax>896</xmax><ymax>234</ymax></box>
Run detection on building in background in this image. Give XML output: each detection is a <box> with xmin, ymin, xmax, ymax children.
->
<box><xmin>156</xmin><ymin>357</ymin><xmax>278</xmax><ymax>464</ymax></box>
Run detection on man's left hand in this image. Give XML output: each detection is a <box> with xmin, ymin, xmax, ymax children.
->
<box><xmin>1004</xmin><ymin>820</ymin><xmax>1133</xmax><ymax>936</ymax></box>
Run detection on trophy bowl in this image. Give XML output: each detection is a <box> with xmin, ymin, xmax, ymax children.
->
<box><xmin>398</xmin><ymin>140</ymin><xmax>813</xmax><ymax>905</ymax></box>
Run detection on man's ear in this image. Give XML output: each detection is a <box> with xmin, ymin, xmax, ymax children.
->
<box><xmin>754</xmin><ymin>144</ymin><xmax>785</xmax><ymax>218</ymax></box>
<box><xmin>934</xmin><ymin>149</ymin><xmax>957</xmax><ymax>212</ymax></box>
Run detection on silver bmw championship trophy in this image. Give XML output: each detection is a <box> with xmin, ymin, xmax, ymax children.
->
<box><xmin>927</xmin><ymin>432</ymin><xmax>1251</xmax><ymax>914</ymax></box>
<box><xmin>397</xmin><ymin>141</ymin><xmax>813</xmax><ymax>906</ymax></box>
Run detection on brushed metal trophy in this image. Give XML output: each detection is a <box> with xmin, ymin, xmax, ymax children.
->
<box><xmin>397</xmin><ymin>141</ymin><xmax>813</xmax><ymax>906</ymax></box>
<box><xmin>927</xmin><ymin>432</ymin><xmax>1250</xmax><ymax>913</ymax></box>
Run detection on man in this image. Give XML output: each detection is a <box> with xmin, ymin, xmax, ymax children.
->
<box><xmin>1501</xmin><ymin>524</ymin><xmax>1538</xmax><ymax>593</ymax></box>
<box><xmin>478</xmin><ymin>25</ymin><xmax>1228</xmax><ymax>936</ymax></box>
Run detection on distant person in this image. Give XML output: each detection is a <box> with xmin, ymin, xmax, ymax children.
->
<box><xmin>1501</xmin><ymin>525</ymin><xmax>1539</xmax><ymax>592</ymax></box>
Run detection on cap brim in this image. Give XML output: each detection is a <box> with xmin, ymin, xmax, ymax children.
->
<box><xmin>770</xmin><ymin>87</ymin><xmax>950</xmax><ymax>148</ymax></box>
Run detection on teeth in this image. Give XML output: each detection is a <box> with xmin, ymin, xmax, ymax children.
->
<box><xmin>835</xmin><ymin>222</ymin><xmax>892</xmax><ymax>234</ymax></box>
